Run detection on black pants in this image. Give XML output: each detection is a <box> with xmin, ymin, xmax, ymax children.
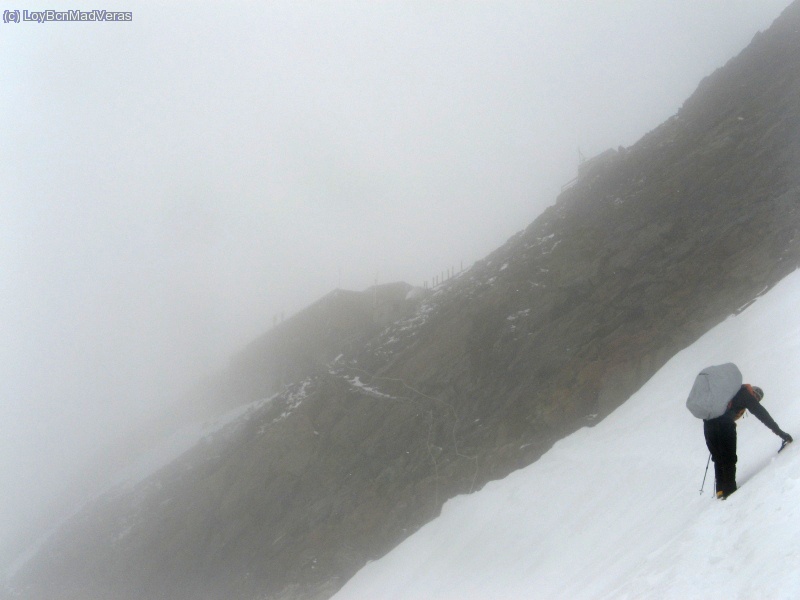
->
<box><xmin>704</xmin><ymin>416</ymin><xmax>738</xmax><ymax>496</ymax></box>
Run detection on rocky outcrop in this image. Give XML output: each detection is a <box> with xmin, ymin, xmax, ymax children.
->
<box><xmin>198</xmin><ymin>282</ymin><xmax>415</xmax><ymax>411</ymax></box>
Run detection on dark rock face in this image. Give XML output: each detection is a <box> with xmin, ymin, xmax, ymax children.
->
<box><xmin>207</xmin><ymin>282</ymin><xmax>415</xmax><ymax>411</ymax></box>
<box><xmin>8</xmin><ymin>3</ymin><xmax>800</xmax><ymax>599</ymax></box>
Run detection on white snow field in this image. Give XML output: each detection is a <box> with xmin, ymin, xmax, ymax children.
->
<box><xmin>333</xmin><ymin>269</ymin><xmax>800</xmax><ymax>600</ymax></box>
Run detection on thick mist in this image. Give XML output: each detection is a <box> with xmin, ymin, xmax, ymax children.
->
<box><xmin>0</xmin><ymin>0</ymin><xmax>791</xmax><ymax>570</ymax></box>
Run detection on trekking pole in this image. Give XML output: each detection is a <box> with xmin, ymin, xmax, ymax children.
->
<box><xmin>700</xmin><ymin>453</ymin><xmax>712</xmax><ymax>495</ymax></box>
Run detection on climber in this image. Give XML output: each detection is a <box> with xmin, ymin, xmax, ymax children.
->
<box><xmin>704</xmin><ymin>384</ymin><xmax>793</xmax><ymax>498</ymax></box>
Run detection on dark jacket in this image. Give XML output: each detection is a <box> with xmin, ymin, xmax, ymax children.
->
<box><xmin>723</xmin><ymin>385</ymin><xmax>783</xmax><ymax>435</ymax></box>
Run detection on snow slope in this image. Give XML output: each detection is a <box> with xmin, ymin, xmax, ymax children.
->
<box><xmin>333</xmin><ymin>269</ymin><xmax>800</xmax><ymax>600</ymax></box>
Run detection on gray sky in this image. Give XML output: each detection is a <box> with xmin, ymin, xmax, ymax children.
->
<box><xmin>1</xmin><ymin>0</ymin><xmax>792</xmax><ymax>563</ymax></box>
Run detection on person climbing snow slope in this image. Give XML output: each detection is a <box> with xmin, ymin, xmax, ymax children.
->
<box><xmin>704</xmin><ymin>384</ymin><xmax>793</xmax><ymax>499</ymax></box>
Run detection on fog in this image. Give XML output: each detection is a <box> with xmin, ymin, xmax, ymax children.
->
<box><xmin>1</xmin><ymin>0</ymin><xmax>791</xmax><ymax>568</ymax></box>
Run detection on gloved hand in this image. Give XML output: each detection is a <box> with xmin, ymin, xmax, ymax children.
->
<box><xmin>779</xmin><ymin>431</ymin><xmax>793</xmax><ymax>443</ymax></box>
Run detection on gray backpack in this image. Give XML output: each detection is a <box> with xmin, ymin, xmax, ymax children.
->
<box><xmin>686</xmin><ymin>363</ymin><xmax>743</xmax><ymax>419</ymax></box>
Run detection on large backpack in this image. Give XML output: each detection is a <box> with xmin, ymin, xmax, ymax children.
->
<box><xmin>686</xmin><ymin>363</ymin><xmax>743</xmax><ymax>419</ymax></box>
